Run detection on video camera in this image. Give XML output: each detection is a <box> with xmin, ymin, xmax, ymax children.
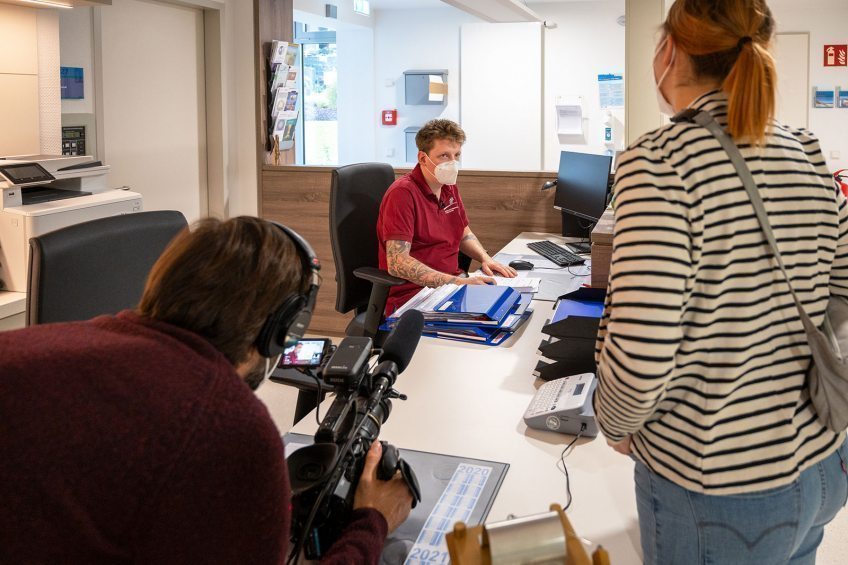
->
<box><xmin>286</xmin><ymin>310</ymin><xmax>425</xmax><ymax>561</ymax></box>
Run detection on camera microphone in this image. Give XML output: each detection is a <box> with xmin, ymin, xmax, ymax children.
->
<box><xmin>367</xmin><ymin>310</ymin><xmax>424</xmax><ymax>410</ymax></box>
<box><xmin>378</xmin><ymin>309</ymin><xmax>425</xmax><ymax>374</ymax></box>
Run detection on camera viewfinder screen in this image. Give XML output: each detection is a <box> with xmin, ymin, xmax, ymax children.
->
<box><xmin>281</xmin><ymin>340</ymin><xmax>326</xmax><ymax>367</ymax></box>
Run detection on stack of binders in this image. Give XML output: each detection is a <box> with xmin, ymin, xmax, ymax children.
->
<box><xmin>383</xmin><ymin>284</ymin><xmax>533</xmax><ymax>346</ymax></box>
<box><xmin>535</xmin><ymin>287</ymin><xmax>605</xmax><ymax>380</ymax></box>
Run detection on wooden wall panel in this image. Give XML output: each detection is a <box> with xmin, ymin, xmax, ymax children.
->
<box><xmin>455</xmin><ymin>171</ymin><xmax>561</xmax><ymax>257</ymax></box>
<box><xmin>261</xmin><ymin>166</ymin><xmax>561</xmax><ymax>336</ymax></box>
<box><xmin>262</xmin><ymin>166</ymin><xmax>348</xmax><ymax>335</ymax></box>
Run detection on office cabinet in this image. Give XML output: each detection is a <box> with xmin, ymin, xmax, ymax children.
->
<box><xmin>404</xmin><ymin>127</ymin><xmax>419</xmax><ymax>163</ymax></box>
<box><xmin>403</xmin><ymin>70</ymin><xmax>447</xmax><ymax>106</ymax></box>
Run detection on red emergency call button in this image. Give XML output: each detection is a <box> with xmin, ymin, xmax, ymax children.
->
<box><xmin>382</xmin><ymin>109</ymin><xmax>397</xmax><ymax>126</ymax></box>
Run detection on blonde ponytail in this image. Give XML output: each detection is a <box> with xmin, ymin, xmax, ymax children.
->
<box><xmin>723</xmin><ymin>40</ymin><xmax>777</xmax><ymax>144</ymax></box>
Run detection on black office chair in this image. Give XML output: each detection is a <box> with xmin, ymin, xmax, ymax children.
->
<box><xmin>330</xmin><ymin>162</ymin><xmax>406</xmax><ymax>341</ymax></box>
<box><xmin>26</xmin><ymin>210</ymin><xmax>188</xmax><ymax>326</ymax></box>
<box><xmin>275</xmin><ymin>163</ymin><xmax>473</xmax><ymax>424</ymax></box>
<box><xmin>329</xmin><ymin>162</ymin><xmax>472</xmax><ymax>341</ymax></box>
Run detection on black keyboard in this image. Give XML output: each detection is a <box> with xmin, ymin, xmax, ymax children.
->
<box><xmin>527</xmin><ymin>240</ymin><xmax>585</xmax><ymax>267</ymax></box>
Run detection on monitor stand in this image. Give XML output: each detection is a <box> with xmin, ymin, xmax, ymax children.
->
<box><xmin>560</xmin><ymin>211</ymin><xmax>594</xmax><ymax>239</ymax></box>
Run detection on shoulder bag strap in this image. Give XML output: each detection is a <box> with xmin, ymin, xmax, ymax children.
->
<box><xmin>672</xmin><ymin>108</ymin><xmax>830</xmax><ymax>339</ymax></box>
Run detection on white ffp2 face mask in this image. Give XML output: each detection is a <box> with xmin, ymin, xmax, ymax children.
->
<box><xmin>425</xmin><ymin>155</ymin><xmax>460</xmax><ymax>185</ymax></box>
<box><xmin>654</xmin><ymin>38</ymin><xmax>676</xmax><ymax>117</ymax></box>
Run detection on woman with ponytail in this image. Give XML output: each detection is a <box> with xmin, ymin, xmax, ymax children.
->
<box><xmin>593</xmin><ymin>0</ymin><xmax>848</xmax><ymax>562</ymax></box>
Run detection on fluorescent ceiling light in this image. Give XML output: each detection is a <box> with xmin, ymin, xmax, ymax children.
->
<box><xmin>17</xmin><ymin>0</ymin><xmax>73</xmax><ymax>8</ymax></box>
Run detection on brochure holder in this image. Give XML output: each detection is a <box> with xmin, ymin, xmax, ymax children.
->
<box><xmin>266</xmin><ymin>40</ymin><xmax>301</xmax><ymax>151</ymax></box>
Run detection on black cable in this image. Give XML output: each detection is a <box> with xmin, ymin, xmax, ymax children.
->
<box><xmin>558</xmin><ymin>423</ymin><xmax>586</xmax><ymax>511</ymax></box>
<box><xmin>565</xmin><ymin>263</ymin><xmax>592</xmax><ymax>278</ymax></box>
<box><xmin>576</xmin><ymin>219</ymin><xmax>596</xmax><ymax>231</ymax></box>
<box><xmin>310</xmin><ymin>372</ymin><xmax>323</xmax><ymax>425</ymax></box>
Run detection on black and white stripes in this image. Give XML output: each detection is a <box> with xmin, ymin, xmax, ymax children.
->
<box><xmin>594</xmin><ymin>90</ymin><xmax>847</xmax><ymax>494</ymax></box>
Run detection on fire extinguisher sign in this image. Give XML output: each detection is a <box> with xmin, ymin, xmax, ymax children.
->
<box><xmin>824</xmin><ymin>45</ymin><xmax>847</xmax><ymax>67</ymax></box>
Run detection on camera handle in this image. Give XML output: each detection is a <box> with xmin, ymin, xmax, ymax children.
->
<box><xmin>377</xmin><ymin>440</ymin><xmax>422</xmax><ymax>508</ymax></box>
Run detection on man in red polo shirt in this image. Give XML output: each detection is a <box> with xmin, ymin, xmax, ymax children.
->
<box><xmin>377</xmin><ymin>119</ymin><xmax>517</xmax><ymax>314</ymax></box>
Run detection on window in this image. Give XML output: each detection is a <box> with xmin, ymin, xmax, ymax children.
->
<box><xmin>294</xmin><ymin>24</ymin><xmax>337</xmax><ymax>166</ymax></box>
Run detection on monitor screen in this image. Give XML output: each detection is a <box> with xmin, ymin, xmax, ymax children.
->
<box><xmin>554</xmin><ymin>151</ymin><xmax>613</xmax><ymax>222</ymax></box>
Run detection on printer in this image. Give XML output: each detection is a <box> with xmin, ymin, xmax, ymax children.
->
<box><xmin>0</xmin><ymin>155</ymin><xmax>143</xmax><ymax>292</ymax></box>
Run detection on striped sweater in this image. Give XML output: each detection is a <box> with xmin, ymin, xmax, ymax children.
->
<box><xmin>593</xmin><ymin>90</ymin><xmax>847</xmax><ymax>495</ymax></box>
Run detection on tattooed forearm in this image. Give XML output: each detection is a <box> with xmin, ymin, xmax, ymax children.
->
<box><xmin>386</xmin><ymin>240</ymin><xmax>458</xmax><ymax>287</ymax></box>
<box><xmin>459</xmin><ymin>229</ymin><xmax>489</xmax><ymax>262</ymax></box>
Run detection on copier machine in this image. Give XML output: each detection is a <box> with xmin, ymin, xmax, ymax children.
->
<box><xmin>0</xmin><ymin>155</ymin><xmax>143</xmax><ymax>292</ymax></box>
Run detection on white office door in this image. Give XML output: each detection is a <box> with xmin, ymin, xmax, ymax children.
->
<box><xmin>98</xmin><ymin>0</ymin><xmax>206</xmax><ymax>222</ymax></box>
<box><xmin>773</xmin><ymin>32</ymin><xmax>809</xmax><ymax>129</ymax></box>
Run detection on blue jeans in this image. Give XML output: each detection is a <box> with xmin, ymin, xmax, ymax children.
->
<box><xmin>634</xmin><ymin>438</ymin><xmax>848</xmax><ymax>565</ymax></box>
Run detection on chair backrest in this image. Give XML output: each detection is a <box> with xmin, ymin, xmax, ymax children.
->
<box><xmin>330</xmin><ymin>162</ymin><xmax>396</xmax><ymax>314</ymax></box>
<box><xmin>26</xmin><ymin>210</ymin><xmax>188</xmax><ymax>326</ymax></box>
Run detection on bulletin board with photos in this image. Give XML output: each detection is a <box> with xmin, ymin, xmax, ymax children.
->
<box><xmin>268</xmin><ymin>40</ymin><xmax>301</xmax><ymax>152</ymax></box>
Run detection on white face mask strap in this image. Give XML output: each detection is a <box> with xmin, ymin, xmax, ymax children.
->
<box><xmin>655</xmin><ymin>38</ymin><xmax>676</xmax><ymax>89</ymax></box>
<box><xmin>423</xmin><ymin>153</ymin><xmax>437</xmax><ymax>169</ymax></box>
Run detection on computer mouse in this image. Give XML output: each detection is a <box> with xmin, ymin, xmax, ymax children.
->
<box><xmin>509</xmin><ymin>260</ymin><xmax>534</xmax><ymax>271</ymax></box>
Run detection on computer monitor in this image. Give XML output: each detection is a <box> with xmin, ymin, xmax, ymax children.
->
<box><xmin>554</xmin><ymin>151</ymin><xmax>613</xmax><ymax>224</ymax></box>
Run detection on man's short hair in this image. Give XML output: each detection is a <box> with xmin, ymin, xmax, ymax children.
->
<box><xmin>137</xmin><ymin>216</ymin><xmax>308</xmax><ymax>366</ymax></box>
<box><xmin>415</xmin><ymin>119</ymin><xmax>466</xmax><ymax>154</ymax></box>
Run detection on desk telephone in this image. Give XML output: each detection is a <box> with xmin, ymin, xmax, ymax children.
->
<box><xmin>524</xmin><ymin>373</ymin><xmax>599</xmax><ymax>436</ymax></box>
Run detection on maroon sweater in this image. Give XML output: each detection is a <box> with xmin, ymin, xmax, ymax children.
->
<box><xmin>0</xmin><ymin>311</ymin><xmax>386</xmax><ymax>563</ymax></box>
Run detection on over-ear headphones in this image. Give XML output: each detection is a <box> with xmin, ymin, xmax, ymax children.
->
<box><xmin>254</xmin><ymin>222</ymin><xmax>321</xmax><ymax>358</ymax></box>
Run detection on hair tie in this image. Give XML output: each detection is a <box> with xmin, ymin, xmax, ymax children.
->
<box><xmin>737</xmin><ymin>36</ymin><xmax>753</xmax><ymax>50</ymax></box>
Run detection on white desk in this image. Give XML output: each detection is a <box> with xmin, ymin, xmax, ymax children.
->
<box><xmin>0</xmin><ymin>291</ymin><xmax>26</xmax><ymax>331</ymax></box>
<box><xmin>289</xmin><ymin>232</ymin><xmax>640</xmax><ymax>563</ymax></box>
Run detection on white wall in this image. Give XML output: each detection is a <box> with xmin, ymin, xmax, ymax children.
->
<box><xmin>59</xmin><ymin>7</ymin><xmax>94</xmax><ymax>115</ymax></box>
<box><xmin>373</xmin><ymin>6</ymin><xmax>481</xmax><ymax>167</ymax></box>
<box><xmin>770</xmin><ymin>0</ymin><xmax>848</xmax><ymax>172</ymax></box>
<box><xmin>370</xmin><ymin>2</ymin><xmax>626</xmax><ymax>171</ymax></box>
<box><xmin>534</xmin><ymin>1</ymin><xmax>626</xmax><ymax>170</ymax></box>
<box><xmin>627</xmin><ymin>0</ymin><xmax>664</xmax><ymax>146</ymax></box>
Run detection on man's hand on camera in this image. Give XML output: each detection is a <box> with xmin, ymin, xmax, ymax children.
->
<box><xmin>353</xmin><ymin>441</ymin><xmax>413</xmax><ymax>533</ymax></box>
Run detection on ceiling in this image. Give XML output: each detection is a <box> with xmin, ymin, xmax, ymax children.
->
<box><xmin>368</xmin><ymin>0</ymin><xmax>445</xmax><ymax>10</ymax></box>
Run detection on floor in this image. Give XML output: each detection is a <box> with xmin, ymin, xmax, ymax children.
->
<box><xmin>258</xmin><ymin>380</ymin><xmax>848</xmax><ymax>563</ymax></box>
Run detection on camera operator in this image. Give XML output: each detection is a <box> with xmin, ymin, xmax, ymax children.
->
<box><xmin>0</xmin><ymin>217</ymin><xmax>413</xmax><ymax>563</ymax></box>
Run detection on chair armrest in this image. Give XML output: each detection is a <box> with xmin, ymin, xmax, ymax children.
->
<box><xmin>353</xmin><ymin>267</ymin><xmax>406</xmax><ymax>287</ymax></box>
<box><xmin>352</xmin><ymin>267</ymin><xmax>407</xmax><ymax>339</ymax></box>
